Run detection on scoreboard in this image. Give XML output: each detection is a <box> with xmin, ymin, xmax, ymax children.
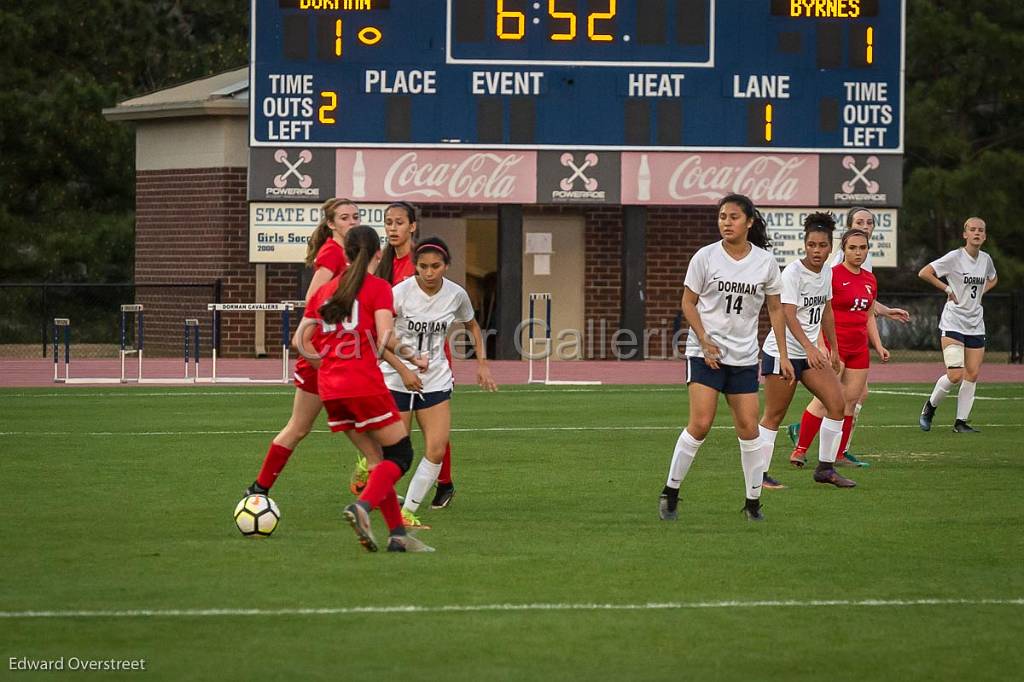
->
<box><xmin>250</xmin><ymin>0</ymin><xmax>904</xmax><ymax>152</ymax></box>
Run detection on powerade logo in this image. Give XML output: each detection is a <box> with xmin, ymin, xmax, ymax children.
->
<box><xmin>833</xmin><ymin>155</ymin><xmax>887</xmax><ymax>203</ymax></box>
<box><xmin>551</xmin><ymin>153</ymin><xmax>605</xmax><ymax>201</ymax></box>
<box><xmin>266</xmin><ymin>149</ymin><xmax>320</xmax><ymax>198</ymax></box>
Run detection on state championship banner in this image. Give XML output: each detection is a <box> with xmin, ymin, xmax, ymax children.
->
<box><xmin>249</xmin><ymin>202</ymin><xmax>389</xmax><ymax>263</ymax></box>
<box><xmin>764</xmin><ymin>208</ymin><xmax>898</xmax><ymax>269</ymax></box>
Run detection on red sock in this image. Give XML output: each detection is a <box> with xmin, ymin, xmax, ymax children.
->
<box><xmin>796</xmin><ymin>411</ymin><xmax>824</xmax><ymax>451</ymax></box>
<box><xmin>359</xmin><ymin>460</ymin><xmax>402</xmax><ymax>510</ymax></box>
<box><xmin>255</xmin><ymin>442</ymin><xmax>294</xmax><ymax>489</ymax></box>
<box><xmin>836</xmin><ymin>416</ymin><xmax>855</xmax><ymax>459</ymax></box>
<box><xmin>379</xmin><ymin>490</ymin><xmax>404</xmax><ymax>532</ymax></box>
<box><xmin>437</xmin><ymin>442</ymin><xmax>453</xmax><ymax>485</ymax></box>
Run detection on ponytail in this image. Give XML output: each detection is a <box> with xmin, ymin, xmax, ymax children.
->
<box><xmin>305</xmin><ymin>198</ymin><xmax>356</xmax><ymax>267</ymax></box>
<box><xmin>377</xmin><ymin>201</ymin><xmax>418</xmax><ymax>283</ymax></box>
<box><xmin>321</xmin><ymin>226</ymin><xmax>381</xmax><ymax>324</ymax></box>
<box><xmin>717</xmin><ymin>193</ymin><xmax>771</xmax><ymax>250</ymax></box>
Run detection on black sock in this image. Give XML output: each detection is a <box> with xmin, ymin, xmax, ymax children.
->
<box><xmin>356</xmin><ymin>500</ymin><xmax>371</xmax><ymax>513</ymax></box>
<box><xmin>744</xmin><ymin>497</ymin><xmax>760</xmax><ymax>511</ymax></box>
<box><xmin>249</xmin><ymin>481</ymin><xmax>269</xmax><ymax>495</ymax></box>
<box><xmin>661</xmin><ymin>485</ymin><xmax>678</xmax><ymax>499</ymax></box>
<box><xmin>815</xmin><ymin>461</ymin><xmax>832</xmax><ymax>473</ymax></box>
<box><xmin>390</xmin><ymin>525</ymin><xmax>407</xmax><ymax>537</ymax></box>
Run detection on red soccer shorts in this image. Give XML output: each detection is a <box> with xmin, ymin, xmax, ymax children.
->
<box><xmin>292</xmin><ymin>360</ymin><xmax>319</xmax><ymax>395</ymax></box>
<box><xmin>322</xmin><ymin>393</ymin><xmax>402</xmax><ymax>433</ymax></box>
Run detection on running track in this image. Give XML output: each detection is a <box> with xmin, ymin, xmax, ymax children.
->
<box><xmin>4</xmin><ymin>358</ymin><xmax>1024</xmax><ymax>388</ymax></box>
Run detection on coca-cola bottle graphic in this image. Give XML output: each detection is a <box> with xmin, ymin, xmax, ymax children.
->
<box><xmin>637</xmin><ymin>153</ymin><xmax>651</xmax><ymax>201</ymax></box>
<box><xmin>351</xmin><ymin>150</ymin><xmax>366</xmax><ymax>198</ymax></box>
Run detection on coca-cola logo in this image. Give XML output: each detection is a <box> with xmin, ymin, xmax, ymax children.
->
<box><xmin>383</xmin><ymin>152</ymin><xmax>526</xmax><ymax>200</ymax></box>
<box><xmin>668</xmin><ymin>156</ymin><xmax>807</xmax><ymax>203</ymax></box>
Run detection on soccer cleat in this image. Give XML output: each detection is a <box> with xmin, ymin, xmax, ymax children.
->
<box><xmin>401</xmin><ymin>508</ymin><xmax>431</xmax><ymax>530</ymax></box>
<box><xmin>813</xmin><ymin>467</ymin><xmax>857</xmax><ymax>488</ymax></box>
<box><xmin>430</xmin><ymin>483</ymin><xmax>456</xmax><ymax>509</ymax></box>
<box><xmin>789</xmin><ymin>447</ymin><xmax>808</xmax><ymax>468</ymax></box>
<box><xmin>245</xmin><ymin>481</ymin><xmax>269</xmax><ymax>497</ymax></box>
<box><xmin>742</xmin><ymin>499</ymin><xmax>765</xmax><ymax>521</ymax></box>
<box><xmin>786</xmin><ymin>422</ymin><xmax>800</xmax><ymax>446</ymax></box>
<box><xmin>953</xmin><ymin>419</ymin><xmax>980</xmax><ymax>433</ymax></box>
<box><xmin>837</xmin><ymin>451</ymin><xmax>870</xmax><ymax>468</ymax></box>
<box><xmin>762</xmin><ymin>473</ymin><xmax>786</xmax><ymax>490</ymax></box>
<box><xmin>349</xmin><ymin>456</ymin><xmax>369</xmax><ymax>495</ymax></box>
<box><xmin>386</xmin><ymin>534</ymin><xmax>436</xmax><ymax>553</ymax></box>
<box><xmin>919</xmin><ymin>400</ymin><xmax>936</xmax><ymax>431</ymax></box>
<box><xmin>659</xmin><ymin>493</ymin><xmax>678</xmax><ymax>521</ymax></box>
<box><xmin>342</xmin><ymin>503</ymin><xmax>378</xmax><ymax>552</ymax></box>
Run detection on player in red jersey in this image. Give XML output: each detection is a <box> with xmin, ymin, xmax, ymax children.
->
<box><xmin>296</xmin><ymin>225</ymin><xmax>432</xmax><ymax>553</ymax></box>
<box><xmin>243</xmin><ymin>198</ymin><xmax>377</xmax><ymax>497</ymax></box>
<box><xmin>790</xmin><ymin>229</ymin><xmax>890</xmax><ymax>468</ymax></box>
<box><xmin>353</xmin><ymin>202</ymin><xmax>461</xmax><ymax>509</ymax></box>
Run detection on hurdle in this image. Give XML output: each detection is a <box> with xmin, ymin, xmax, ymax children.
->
<box><xmin>119</xmin><ymin>304</ymin><xmax>144</xmax><ymax>382</ymax></box>
<box><xmin>52</xmin><ymin>318</ymin><xmax>71</xmax><ymax>382</ymax></box>
<box><xmin>526</xmin><ymin>293</ymin><xmax>601</xmax><ymax>386</ymax></box>
<box><xmin>207</xmin><ymin>303</ymin><xmax>295</xmax><ymax>383</ymax></box>
<box><xmin>52</xmin><ymin>313</ymin><xmax>206</xmax><ymax>385</ymax></box>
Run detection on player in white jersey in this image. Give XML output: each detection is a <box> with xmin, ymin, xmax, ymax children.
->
<box><xmin>758</xmin><ymin>213</ymin><xmax>856</xmax><ymax>490</ymax></box>
<box><xmin>659</xmin><ymin>194</ymin><xmax>792</xmax><ymax>523</ymax></box>
<box><xmin>918</xmin><ymin>217</ymin><xmax>998</xmax><ymax>433</ymax></box>
<box><xmin>789</xmin><ymin>207</ymin><xmax>910</xmax><ymax>466</ymax></box>
<box><xmin>381</xmin><ymin>237</ymin><xmax>498</xmax><ymax>527</ymax></box>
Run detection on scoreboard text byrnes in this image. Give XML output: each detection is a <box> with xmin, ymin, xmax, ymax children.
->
<box><xmin>251</xmin><ymin>0</ymin><xmax>905</xmax><ymax>151</ymax></box>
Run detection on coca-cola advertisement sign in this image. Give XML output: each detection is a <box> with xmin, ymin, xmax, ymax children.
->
<box><xmin>336</xmin><ymin>149</ymin><xmax>537</xmax><ymax>204</ymax></box>
<box><xmin>621</xmin><ymin>152</ymin><xmax>819</xmax><ymax>206</ymax></box>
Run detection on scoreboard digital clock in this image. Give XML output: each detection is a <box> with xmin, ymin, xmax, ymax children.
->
<box><xmin>251</xmin><ymin>0</ymin><xmax>904</xmax><ymax>152</ymax></box>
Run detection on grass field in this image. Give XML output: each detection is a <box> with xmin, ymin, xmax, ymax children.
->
<box><xmin>2</xmin><ymin>383</ymin><xmax>1023</xmax><ymax>680</ymax></box>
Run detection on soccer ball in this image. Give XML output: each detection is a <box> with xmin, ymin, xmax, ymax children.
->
<box><xmin>234</xmin><ymin>494</ymin><xmax>280</xmax><ymax>537</ymax></box>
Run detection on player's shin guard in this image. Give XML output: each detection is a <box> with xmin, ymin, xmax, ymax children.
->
<box><xmin>930</xmin><ymin>375</ymin><xmax>955</xmax><ymax>408</ymax></box>
<box><xmin>379</xmin><ymin>490</ymin><xmax>405</xmax><ymax>533</ymax></box>
<box><xmin>836</xmin><ymin>415</ymin><xmax>855</xmax><ymax>457</ymax></box>
<box><xmin>740</xmin><ymin>438</ymin><xmax>764</xmax><ymax>500</ymax></box>
<box><xmin>957</xmin><ymin>380</ymin><xmax>977</xmax><ymax>421</ymax></box>
<box><xmin>758</xmin><ymin>425</ymin><xmax>778</xmax><ymax>470</ymax></box>
<box><xmin>359</xmin><ymin>460</ymin><xmax>402</xmax><ymax>510</ymax></box>
<box><xmin>796</xmin><ymin>411</ymin><xmax>824</xmax><ymax>450</ymax></box>
<box><xmin>437</xmin><ymin>442</ymin><xmax>453</xmax><ymax>485</ymax></box>
<box><xmin>403</xmin><ymin>458</ymin><xmax>442</xmax><ymax>513</ymax></box>
<box><xmin>818</xmin><ymin>417</ymin><xmax>844</xmax><ymax>464</ymax></box>
<box><xmin>665</xmin><ymin>429</ymin><xmax>703</xmax><ymax>491</ymax></box>
<box><xmin>256</xmin><ymin>442</ymin><xmax>294</xmax><ymax>490</ymax></box>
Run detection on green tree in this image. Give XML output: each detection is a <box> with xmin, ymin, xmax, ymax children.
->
<box><xmin>903</xmin><ymin>1</ymin><xmax>1024</xmax><ymax>287</ymax></box>
<box><xmin>0</xmin><ymin>1</ymin><xmax>248</xmax><ymax>282</ymax></box>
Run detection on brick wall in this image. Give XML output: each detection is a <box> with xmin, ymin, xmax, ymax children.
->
<box><xmin>135</xmin><ymin>168</ymin><xmax>300</xmax><ymax>357</ymax></box>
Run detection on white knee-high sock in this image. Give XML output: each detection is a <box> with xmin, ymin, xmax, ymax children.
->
<box><xmin>740</xmin><ymin>437</ymin><xmax>765</xmax><ymax>500</ymax></box>
<box><xmin>818</xmin><ymin>417</ymin><xmax>844</xmax><ymax>464</ymax></box>
<box><xmin>956</xmin><ymin>380</ymin><xmax>977</xmax><ymax>421</ymax></box>
<box><xmin>758</xmin><ymin>425</ymin><xmax>778</xmax><ymax>471</ymax></box>
<box><xmin>930</xmin><ymin>375</ymin><xmax>955</xmax><ymax>407</ymax></box>
<box><xmin>403</xmin><ymin>458</ymin><xmax>442</xmax><ymax>513</ymax></box>
<box><xmin>665</xmin><ymin>429</ymin><xmax>704</xmax><ymax>489</ymax></box>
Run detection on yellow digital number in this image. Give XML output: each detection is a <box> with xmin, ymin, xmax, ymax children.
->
<box><xmin>319</xmin><ymin>91</ymin><xmax>338</xmax><ymax>124</ymax></box>
<box><xmin>335</xmin><ymin>19</ymin><xmax>343</xmax><ymax>57</ymax></box>
<box><xmin>548</xmin><ymin>0</ymin><xmax>576</xmax><ymax>41</ymax></box>
<box><xmin>587</xmin><ymin>0</ymin><xmax>616</xmax><ymax>42</ymax></box>
<box><xmin>866</xmin><ymin>26</ymin><xmax>874</xmax><ymax>64</ymax></box>
<box><xmin>764</xmin><ymin>103</ymin><xmax>774</xmax><ymax>143</ymax></box>
<box><xmin>497</xmin><ymin>0</ymin><xmax>525</xmax><ymax>40</ymax></box>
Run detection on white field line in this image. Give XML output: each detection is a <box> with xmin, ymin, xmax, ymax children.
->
<box><xmin>870</xmin><ymin>389</ymin><xmax>1023</xmax><ymax>401</ymax></box>
<box><xmin>0</xmin><ymin>424</ymin><xmax>1019</xmax><ymax>438</ymax></box>
<box><xmin>3</xmin><ymin>387</ymin><xmax>1022</xmax><ymax>400</ymax></box>
<box><xmin>1</xmin><ymin>597</ymin><xmax>1021</xmax><ymax>620</ymax></box>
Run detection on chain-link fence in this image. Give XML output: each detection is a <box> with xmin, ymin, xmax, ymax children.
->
<box><xmin>875</xmin><ymin>291</ymin><xmax>1023</xmax><ymax>363</ymax></box>
<box><xmin>0</xmin><ymin>282</ymin><xmax>221</xmax><ymax>358</ymax></box>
